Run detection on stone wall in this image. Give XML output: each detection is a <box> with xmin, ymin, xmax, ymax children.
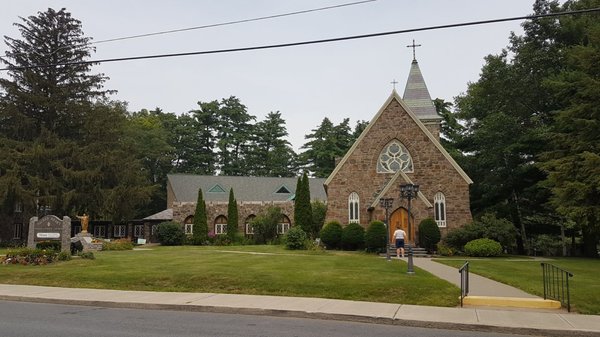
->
<box><xmin>173</xmin><ymin>201</ymin><xmax>295</xmax><ymax>233</ymax></box>
<box><xmin>325</xmin><ymin>97</ymin><xmax>472</xmax><ymax>236</ymax></box>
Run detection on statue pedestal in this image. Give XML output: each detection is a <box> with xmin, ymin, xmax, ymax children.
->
<box><xmin>71</xmin><ymin>232</ymin><xmax>103</xmax><ymax>252</ymax></box>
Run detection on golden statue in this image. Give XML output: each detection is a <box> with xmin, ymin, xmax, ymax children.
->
<box><xmin>77</xmin><ymin>213</ymin><xmax>89</xmax><ymax>233</ymax></box>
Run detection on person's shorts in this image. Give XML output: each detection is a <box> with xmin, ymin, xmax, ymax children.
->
<box><xmin>395</xmin><ymin>239</ymin><xmax>405</xmax><ymax>248</ymax></box>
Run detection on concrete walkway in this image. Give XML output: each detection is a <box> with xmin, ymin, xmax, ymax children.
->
<box><xmin>0</xmin><ymin>284</ymin><xmax>599</xmax><ymax>336</ymax></box>
<box><xmin>405</xmin><ymin>257</ymin><xmax>537</xmax><ymax>298</ymax></box>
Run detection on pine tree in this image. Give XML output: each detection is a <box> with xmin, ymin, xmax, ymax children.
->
<box><xmin>227</xmin><ymin>188</ymin><xmax>239</xmax><ymax>242</ymax></box>
<box><xmin>294</xmin><ymin>172</ymin><xmax>313</xmax><ymax>236</ymax></box>
<box><xmin>192</xmin><ymin>188</ymin><xmax>208</xmax><ymax>244</ymax></box>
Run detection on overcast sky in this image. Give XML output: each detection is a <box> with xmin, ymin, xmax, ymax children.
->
<box><xmin>1</xmin><ymin>0</ymin><xmax>541</xmax><ymax>151</ymax></box>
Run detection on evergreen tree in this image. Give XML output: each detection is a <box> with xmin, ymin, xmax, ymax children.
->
<box><xmin>540</xmin><ymin>0</ymin><xmax>600</xmax><ymax>257</ymax></box>
<box><xmin>214</xmin><ymin>96</ymin><xmax>255</xmax><ymax>175</ymax></box>
<box><xmin>227</xmin><ymin>188</ymin><xmax>239</xmax><ymax>242</ymax></box>
<box><xmin>248</xmin><ymin>111</ymin><xmax>297</xmax><ymax>177</ymax></box>
<box><xmin>0</xmin><ymin>8</ymin><xmax>111</xmax><ymax>141</ymax></box>
<box><xmin>294</xmin><ymin>172</ymin><xmax>313</xmax><ymax>235</ymax></box>
<box><xmin>192</xmin><ymin>188</ymin><xmax>208</xmax><ymax>244</ymax></box>
<box><xmin>300</xmin><ymin>118</ymin><xmax>354</xmax><ymax>177</ymax></box>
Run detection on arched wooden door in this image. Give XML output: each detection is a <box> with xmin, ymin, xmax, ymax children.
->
<box><xmin>389</xmin><ymin>208</ymin><xmax>413</xmax><ymax>244</ymax></box>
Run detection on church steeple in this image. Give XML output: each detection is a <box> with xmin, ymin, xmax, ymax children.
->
<box><xmin>402</xmin><ymin>41</ymin><xmax>442</xmax><ymax>122</ymax></box>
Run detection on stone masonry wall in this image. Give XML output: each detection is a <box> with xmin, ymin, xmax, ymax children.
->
<box><xmin>325</xmin><ymin>97</ymin><xmax>472</xmax><ymax>236</ymax></box>
<box><xmin>173</xmin><ymin>201</ymin><xmax>295</xmax><ymax>233</ymax></box>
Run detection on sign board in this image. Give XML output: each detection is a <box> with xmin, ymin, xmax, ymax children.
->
<box><xmin>27</xmin><ymin>215</ymin><xmax>71</xmax><ymax>252</ymax></box>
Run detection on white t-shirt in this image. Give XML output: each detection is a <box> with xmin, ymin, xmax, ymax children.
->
<box><xmin>393</xmin><ymin>229</ymin><xmax>406</xmax><ymax>240</ymax></box>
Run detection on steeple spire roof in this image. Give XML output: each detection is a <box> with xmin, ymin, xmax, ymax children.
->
<box><xmin>402</xmin><ymin>58</ymin><xmax>441</xmax><ymax>121</ymax></box>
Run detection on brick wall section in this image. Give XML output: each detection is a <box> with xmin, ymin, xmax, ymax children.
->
<box><xmin>173</xmin><ymin>201</ymin><xmax>295</xmax><ymax>233</ymax></box>
<box><xmin>325</xmin><ymin>97</ymin><xmax>472</xmax><ymax>236</ymax></box>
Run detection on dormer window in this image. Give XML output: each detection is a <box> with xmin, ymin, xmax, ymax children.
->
<box><xmin>275</xmin><ymin>185</ymin><xmax>291</xmax><ymax>194</ymax></box>
<box><xmin>208</xmin><ymin>184</ymin><xmax>226</xmax><ymax>193</ymax></box>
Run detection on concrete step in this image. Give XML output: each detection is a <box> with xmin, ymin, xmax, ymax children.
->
<box><xmin>383</xmin><ymin>245</ymin><xmax>430</xmax><ymax>258</ymax></box>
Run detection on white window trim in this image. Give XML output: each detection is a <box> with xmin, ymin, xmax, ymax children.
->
<box><xmin>94</xmin><ymin>226</ymin><xmax>106</xmax><ymax>238</ymax></box>
<box><xmin>134</xmin><ymin>225</ymin><xmax>144</xmax><ymax>238</ymax></box>
<box><xmin>434</xmin><ymin>192</ymin><xmax>447</xmax><ymax>227</ymax></box>
<box><xmin>185</xmin><ymin>223</ymin><xmax>193</xmax><ymax>235</ymax></box>
<box><xmin>277</xmin><ymin>223</ymin><xmax>290</xmax><ymax>235</ymax></box>
<box><xmin>215</xmin><ymin>223</ymin><xmax>227</xmax><ymax>235</ymax></box>
<box><xmin>151</xmin><ymin>225</ymin><xmax>158</xmax><ymax>236</ymax></box>
<box><xmin>114</xmin><ymin>225</ymin><xmax>126</xmax><ymax>238</ymax></box>
<box><xmin>348</xmin><ymin>192</ymin><xmax>360</xmax><ymax>224</ymax></box>
<box><xmin>245</xmin><ymin>223</ymin><xmax>254</xmax><ymax>235</ymax></box>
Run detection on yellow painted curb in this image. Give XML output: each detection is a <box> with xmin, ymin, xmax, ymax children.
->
<box><xmin>461</xmin><ymin>296</ymin><xmax>562</xmax><ymax>309</ymax></box>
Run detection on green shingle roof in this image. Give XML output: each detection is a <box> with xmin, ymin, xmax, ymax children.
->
<box><xmin>168</xmin><ymin>174</ymin><xmax>327</xmax><ymax>203</ymax></box>
<box><xmin>402</xmin><ymin>59</ymin><xmax>442</xmax><ymax>121</ymax></box>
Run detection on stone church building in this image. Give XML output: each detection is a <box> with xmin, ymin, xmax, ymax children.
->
<box><xmin>160</xmin><ymin>56</ymin><xmax>473</xmax><ymax>245</ymax></box>
<box><xmin>324</xmin><ymin>58</ymin><xmax>473</xmax><ymax>244</ymax></box>
<box><xmin>0</xmin><ymin>56</ymin><xmax>472</xmax><ymax>245</ymax></box>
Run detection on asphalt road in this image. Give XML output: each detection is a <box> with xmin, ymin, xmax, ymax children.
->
<box><xmin>0</xmin><ymin>300</ymin><xmax>531</xmax><ymax>337</ymax></box>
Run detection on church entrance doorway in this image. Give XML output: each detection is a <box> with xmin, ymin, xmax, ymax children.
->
<box><xmin>389</xmin><ymin>208</ymin><xmax>413</xmax><ymax>244</ymax></box>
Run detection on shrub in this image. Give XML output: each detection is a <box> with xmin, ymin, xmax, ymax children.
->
<box><xmin>436</xmin><ymin>242</ymin><xmax>455</xmax><ymax>256</ymax></box>
<box><xmin>252</xmin><ymin>206</ymin><xmax>282</xmax><ymax>244</ymax></box>
<box><xmin>418</xmin><ymin>218</ymin><xmax>441</xmax><ymax>253</ymax></box>
<box><xmin>157</xmin><ymin>221</ymin><xmax>185</xmax><ymax>246</ymax></box>
<box><xmin>320</xmin><ymin>221</ymin><xmax>343</xmax><ymax>249</ymax></box>
<box><xmin>341</xmin><ymin>223</ymin><xmax>365</xmax><ymax>250</ymax></box>
<box><xmin>2</xmin><ymin>247</ymin><xmax>58</xmax><ymax>265</ymax></box>
<box><xmin>284</xmin><ymin>226</ymin><xmax>308</xmax><ymax>250</ymax></box>
<box><xmin>311</xmin><ymin>200</ymin><xmax>327</xmax><ymax>239</ymax></box>
<box><xmin>79</xmin><ymin>252</ymin><xmax>95</xmax><ymax>259</ymax></box>
<box><xmin>444</xmin><ymin>213</ymin><xmax>517</xmax><ymax>252</ymax></box>
<box><xmin>102</xmin><ymin>238</ymin><xmax>134</xmax><ymax>251</ymax></box>
<box><xmin>57</xmin><ymin>251</ymin><xmax>71</xmax><ymax>261</ymax></box>
<box><xmin>365</xmin><ymin>221</ymin><xmax>387</xmax><ymax>253</ymax></box>
<box><xmin>36</xmin><ymin>240</ymin><xmax>61</xmax><ymax>251</ymax></box>
<box><xmin>532</xmin><ymin>234</ymin><xmax>562</xmax><ymax>256</ymax></box>
<box><xmin>464</xmin><ymin>238</ymin><xmax>502</xmax><ymax>257</ymax></box>
<box><xmin>213</xmin><ymin>234</ymin><xmax>232</xmax><ymax>246</ymax></box>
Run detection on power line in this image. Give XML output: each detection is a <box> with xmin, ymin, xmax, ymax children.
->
<box><xmin>1</xmin><ymin>0</ymin><xmax>378</xmax><ymax>59</ymax></box>
<box><xmin>2</xmin><ymin>7</ymin><xmax>599</xmax><ymax>72</ymax></box>
<box><xmin>92</xmin><ymin>0</ymin><xmax>378</xmax><ymax>45</ymax></box>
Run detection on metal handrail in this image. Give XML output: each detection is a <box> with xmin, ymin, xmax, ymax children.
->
<box><xmin>458</xmin><ymin>261</ymin><xmax>469</xmax><ymax>307</ymax></box>
<box><xmin>541</xmin><ymin>262</ymin><xmax>574</xmax><ymax>312</ymax></box>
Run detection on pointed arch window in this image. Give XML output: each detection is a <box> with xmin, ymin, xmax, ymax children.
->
<box><xmin>377</xmin><ymin>140</ymin><xmax>413</xmax><ymax>173</ymax></box>
<box><xmin>434</xmin><ymin>192</ymin><xmax>446</xmax><ymax>227</ymax></box>
<box><xmin>245</xmin><ymin>215</ymin><xmax>256</xmax><ymax>235</ymax></box>
<box><xmin>348</xmin><ymin>192</ymin><xmax>360</xmax><ymax>224</ymax></box>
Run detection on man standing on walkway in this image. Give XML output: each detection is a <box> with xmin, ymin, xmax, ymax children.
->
<box><xmin>393</xmin><ymin>226</ymin><xmax>406</xmax><ymax>258</ymax></box>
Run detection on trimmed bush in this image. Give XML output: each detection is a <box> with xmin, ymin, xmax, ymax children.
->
<box><xmin>57</xmin><ymin>251</ymin><xmax>71</xmax><ymax>261</ymax></box>
<box><xmin>464</xmin><ymin>238</ymin><xmax>502</xmax><ymax>257</ymax></box>
<box><xmin>365</xmin><ymin>221</ymin><xmax>387</xmax><ymax>253</ymax></box>
<box><xmin>2</xmin><ymin>247</ymin><xmax>58</xmax><ymax>265</ymax></box>
<box><xmin>284</xmin><ymin>226</ymin><xmax>308</xmax><ymax>250</ymax></box>
<box><xmin>252</xmin><ymin>206</ymin><xmax>282</xmax><ymax>244</ymax></box>
<box><xmin>157</xmin><ymin>221</ymin><xmax>185</xmax><ymax>246</ymax></box>
<box><xmin>320</xmin><ymin>221</ymin><xmax>343</xmax><ymax>249</ymax></box>
<box><xmin>418</xmin><ymin>218</ymin><xmax>441</xmax><ymax>253</ymax></box>
<box><xmin>103</xmin><ymin>238</ymin><xmax>134</xmax><ymax>251</ymax></box>
<box><xmin>36</xmin><ymin>240</ymin><xmax>61</xmax><ymax>251</ymax></box>
<box><xmin>341</xmin><ymin>223</ymin><xmax>365</xmax><ymax>251</ymax></box>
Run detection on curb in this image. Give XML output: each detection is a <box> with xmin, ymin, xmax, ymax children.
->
<box><xmin>462</xmin><ymin>296</ymin><xmax>562</xmax><ymax>309</ymax></box>
<box><xmin>0</xmin><ymin>294</ymin><xmax>597</xmax><ymax>337</ymax></box>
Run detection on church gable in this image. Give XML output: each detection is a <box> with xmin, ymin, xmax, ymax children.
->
<box><xmin>324</xmin><ymin>90</ymin><xmax>472</xmax><ymax>230</ymax></box>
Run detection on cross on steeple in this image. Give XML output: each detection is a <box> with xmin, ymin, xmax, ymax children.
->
<box><xmin>390</xmin><ymin>79</ymin><xmax>398</xmax><ymax>90</ymax></box>
<box><xmin>406</xmin><ymin>39</ymin><xmax>422</xmax><ymax>61</ymax></box>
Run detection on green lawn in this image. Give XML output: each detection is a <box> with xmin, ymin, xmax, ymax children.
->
<box><xmin>435</xmin><ymin>257</ymin><xmax>600</xmax><ymax>315</ymax></box>
<box><xmin>0</xmin><ymin>245</ymin><xmax>459</xmax><ymax>307</ymax></box>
